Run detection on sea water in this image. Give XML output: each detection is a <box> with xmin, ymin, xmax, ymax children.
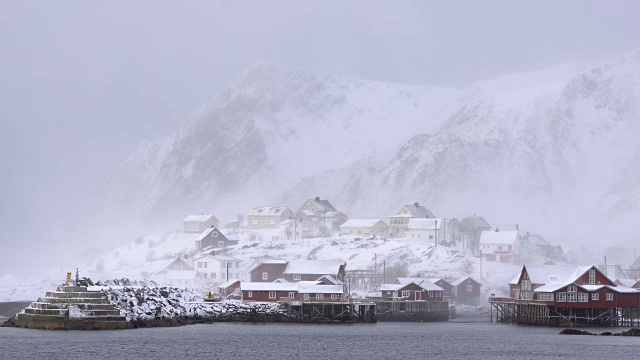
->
<box><xmin>1</xmin><ymin>320</ymin><xmax>639</xmax><ymax>359</ymax></box>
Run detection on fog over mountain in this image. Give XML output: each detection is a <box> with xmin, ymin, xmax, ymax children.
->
<box><xmin>90</xmin><ymin>50</ymin><xmax>640</xmax><ymax>250</ymax></box>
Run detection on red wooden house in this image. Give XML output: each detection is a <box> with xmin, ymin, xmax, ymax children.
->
<box><xmin>217</xmin><ymin>279</ymin><xmax>241</xmax><ymax>298</ymax></box>
<box><xmin>247</xmin><ymin>259</ymin><xmax>288</xmax><ymax>282</ymax></box>
<box><xmin>451</xmin><ymin>276</ymin><xmax>481</xmax><ymax>304</ymax></box>
<box><xmin>248</xmin><ymin>259</ymin><xmax>346</xmax><ymax>283</ymax></box>
<box><xmin>381</xmin><ymin>281</ymin><xmax>443</xmax><ymax>301</ymax></box>
<box><xmin>426</xmin><ymin>278</ymin><xmax>454</xmax><ymax>299</ymax></box>
<box><xmin>241</xmin><ymin>282</ymin><xmax>299</xmax><ymax>302</ymax></box>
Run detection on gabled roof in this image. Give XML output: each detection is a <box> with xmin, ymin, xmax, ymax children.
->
<box><xmin>508</xmin><ymin>265</ymin><xmax>581</xmax><ymax>285</ymax></box>
<box><xmin>241</xmin><ymin>282</ymin><xmax>299</xmax><ymax>291</ymax></box>
<box><xmin>479</xmin><ymin>229</ymin><xmax>518</xmax><ymax>245</ymax></box>
<box><xmin>305</xmin><ymin>198</ymin><xmax>337</xmax><ymax>212</ymax></box>
<box><xmin>451</xmin><ymin>276</ymin><xmax>480</xmax><ymax>287</ymax></box>
<box><xmin>340</xmin><ymin>219</ymin><xmax>388</xmax><ymax>228</ymax></box>
<box><xmin>193</xmin><ymin>254</ymin><xmax>241</xmax><ymax>262</ymax></box>
<box><xmin>395</xmin><ymin>278</ymin><xmax>443</xmax><ymax>291</ymax></box>
<box><xmin>183</xmin><ymin>214</ymin><xmax>218</xmax><ymax>222</ymax></box>
<box><xmin>246</xmin><ymin>259</ymin><xmax>288</xmax><ymax>273</ymax></box>
<box><xmin>195</xmin><ymin>227</ymin><xmax>228</xmax><ymax>242</ymax></box>
<box><xmin>426</xmin><ymin>278</ymin><xmax>450</xmax><ymax>286</ymax></box>
<box><xmin>218</xmin><ymin>279</ymin><xmax>240</xmax><ymax>289</ymax></box>
<box><xmin>248</xmin><ymin>206</ymin><xmax>292</xmax><ymax>216</ymax></box>
<box><xmin>407</xmin><ymin>218</ymin><xmax>442</xmax><ymax>230</ymax></box>
<box><xmin>284</xmin><ymin>260</ymin><xmax>345</xmax><ymax>275</ymax></box>
<box><xmin>316</xmin><ymin>275</ymin><xmax>344</xmax><ymax>285</ymax></box>
<box><xmin>391</xmin><ymin>202</ymin><xmax>435</xmax><ymax>218</ymax></box>
<box><xmin>297</xmin><ymin>284</ymin><xmax>343</xmax><ymax>294</ymax></box>
<box><xmin>616</xmin><ymin>279</ymin><xmax>639</xmax><ymax>287</ymax></box>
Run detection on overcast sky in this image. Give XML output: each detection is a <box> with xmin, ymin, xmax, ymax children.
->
<box><xmin>1</xmin><ymin>0</ymin><xmax>640</xmax><ymax>274</ymax></box>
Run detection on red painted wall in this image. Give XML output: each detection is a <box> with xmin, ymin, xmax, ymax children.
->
<box><xmin>249</xmin><ymin>263</ymin><xmax>287</xmax><ymax>282</ymax></box>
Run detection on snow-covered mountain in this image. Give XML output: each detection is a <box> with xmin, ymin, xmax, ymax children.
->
<box><xmin>93</xmin><ymin>51</ymin><xmax>640</xmax><ymax>246</ymax></box>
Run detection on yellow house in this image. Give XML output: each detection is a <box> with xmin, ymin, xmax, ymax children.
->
<box><xmin>389</xmin><ymin>202</ymin><xmax>435</xmax><ymax>238</ymax></box>
<box><xmin>340</xmin><ymin>219</ymin><xmax>389</xmax><ymax>237</ymax></box>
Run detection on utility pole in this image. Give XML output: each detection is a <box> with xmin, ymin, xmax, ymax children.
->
<box><xmin>374</xmin><ymin>253</ymin><xmax>377</xmax><ymax>276</ymax></box>
<box><xmin>383</xmin><ymin>260</ymin><xmax>386</xmax><ymax>284</ymax></box>
<box><xmin>323</xmin><ymin>209</ymin><xmax>327</xmax><ymax>239</ymax></box>
<box><xmin>604</xmin><ymin>256</ymin><xmax>608</xmax><ymax>277</ymax></box>
<box><xmin>434</xmin><ymin>219</ymin><xmax>438</xmax><ymax>246</ymax></box>
<box><xmin>480</xmin><ymin>251</ymin><xmax>483</xmax><ymax>281</ymax></box>
<box><xmin>443</xmin><ymin>218</ymin><xmax>446</xmax><ymax>246</ymax></box>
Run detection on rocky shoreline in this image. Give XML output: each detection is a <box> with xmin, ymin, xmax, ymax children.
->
<box><xmin>560</xmin><ymin>328</ymin><xmax>640</xmax><ymax>336</ymax></box>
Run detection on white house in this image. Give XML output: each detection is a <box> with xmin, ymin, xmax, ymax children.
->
<box><xmin>479</xmin><ymin>228</ymin><xmax>519</xmax><ymax>263</ymax></box>
<box><xmin>339</xmin><ymin>219</ymin><xmax>389</xmax><ymax>237</ymax></box>
<box><xmin>182</xmin><ymin>214</ymin><xmax>220</xmax><ymax>233</ymax></box>
<box><xmin>404</xmin><ymin>218</ymin><xmax>443</xmax><ymax>243</ymax></box>
<box><xmin>193</xmin><ymin>254</ymin><xmax>243</xmax><ymax>283</ymax></box>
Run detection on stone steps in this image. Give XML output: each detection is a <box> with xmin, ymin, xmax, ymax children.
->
<box><xmin>23</xmin><ymin>308</ymin><xmax>121</xmax><ymax>317</ymax></box>
<box><xmin>17</xmin><ymin>313</ymin><xmax>127</xmax><ymax>322</ymax></box>
<box><xmin>38</xmin><ymin>297</ymin><xmax>109</xmax><ymax>304</ymax></box>
<box><xmin>45</xmin><ymin>291</ymin><xmax>104</xmax><ymax>299</ymax></box>
<box><xmin>30</xmin><ymin>302</ymin><xmax>116</xmax><ymax>311</ymax></box>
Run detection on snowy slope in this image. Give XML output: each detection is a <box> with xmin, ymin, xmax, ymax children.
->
<box><xmin>90</xmin><ymin>62</ymin><xmax>462</xmax><ymax>240</ymax></box>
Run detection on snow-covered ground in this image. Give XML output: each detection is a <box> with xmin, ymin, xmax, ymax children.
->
<box><xmin>0</xmin><ymin>228</ymin><xmax>537</xmax><ymax>302</ymax></box>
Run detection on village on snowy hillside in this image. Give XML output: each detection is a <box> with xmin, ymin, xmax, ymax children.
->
<box><xmin>51</xmin><ymin>195</ymin><xmax>636</xmax><ymax>321</ymax></box>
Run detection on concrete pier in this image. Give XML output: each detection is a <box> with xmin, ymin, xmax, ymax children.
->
<box><xmin>8</xmin><ymin>286</ymin><xmax>131</xmax><ymax>330</ymax></box>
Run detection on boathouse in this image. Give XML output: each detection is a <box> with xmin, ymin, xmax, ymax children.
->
<box><xmin>490</xmin><ymin>264</ymin><xmax>640</xmax><ymax>326</ymax></box>
<box><xmin>451</xmin><ymin>276</ymin><xmax>482</xmax><ymax>304</ymax></box>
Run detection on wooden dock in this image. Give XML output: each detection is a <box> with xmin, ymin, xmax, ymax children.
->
<box><xmin>489</xmin><ymin>297</ymin><xmax>640</xmax><ymax>327</ymax></box>
<box><xmin>373</xmin><ymin>299</ymin><xmax>449</xmax><ymax>322</ymax></box>
<box><xmin>284</xmin><ymin>299</ymin><xmax>377</xmax><ymax>323</ymax></box>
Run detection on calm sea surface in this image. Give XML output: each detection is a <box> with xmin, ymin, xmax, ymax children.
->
<box><xmin>1</xmin><ymin>319</ymin><xmax>639</xmax><ymax>360</ymax></box>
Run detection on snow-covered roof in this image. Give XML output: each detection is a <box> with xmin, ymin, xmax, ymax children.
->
<box><xmin>246</xmin><ymin>259</ymin><xmax>287</xmax><ymax>273</ymax></box>
<box><xmin>217</xmin><ymin>279</ymin><xmax>240</xmax><ymax>289</ymax></box>
<box><xmin>316</xmin><ymin>275</ymin><xmax>344</xmax><ymax>285</ymax></box>
<box><xmin>183</xmin><ymin>214</ymin><xmax>217</xmax><ymax>222</ymax></box>
<box><xmin>283</xmin><ymin>260</ymin><xmax>345</xmax><ymax>275</ymax></box>
<box><xmin>241</xmin><ymin>282</ymin><xmax>299</xmax><ymax>291</ymax></box>
<box><xmin>248</xmin><ymin>206</ymin><xmax>291</xmax><ymax>216</ymax></box>
<box><xmin>155</xmin><ymin>270</ymin><xmax>200</xmax><ymax>281</ymax></box>
<box><xmin>426</xmin><ymin>278</ymin><xmax>448</xmax><ymax>285</ymax></box>
<box><xmin>392</xmin><ymin>203</ymin><xmax>435</xmax><ymax>218</ymax></box>
<box><xmin>616</xmin><ymin>279</ymin><xmax>639</xmax><ymax>287</ymax></box>
<box><xmin>407</xmin><ymin>218</ymin><xmax>442</xmax><ymax>230</ymax></box>
<box><xmin>300</xmin><ymin>210</ymin><xmax>315</xmax><ymax>216</ymax></box>
<box><xmin>451</xmin><ymin>276</ymin><xmax>480</xmax><ymax>287</ymax></box>
<box><xmin>380</xmin><ymin>284</ymin><xmax>404</xmax><ymax>291</ymax></box>
<box><xmin>193</xmin><ymin>254</ymin><xmax>241</xmax><ymax>262</ymax></box>
<box><xmin>340</xmin><ymin>219</ymin><xmax>387</xmax><ymax>228</ymax></box>
<box><xmin>609</xmin><ymin>285</ymin><xmax>640</xmax><ymax>294</ymax></box>
<box><xmin>533</xmin><ymin>282</ymin><xmax>573</xmax><ymax>293</ymax></box>
<box><xmin>195</xmin><ymin>227</ymin><xmax>221</xmax><ymax>241</ymax></box>
<box><xmin>298</xmin><ymin>284</ymin><xmax>343</xmax><ymax>294</ymax></box>
<box><xmin>396</xmin><ymin>278</ymin><xmax>443</xmax><ymax>291</ymax></box>
<box><xmin>305</xmin><ymin>198</ymin><xmax>337</xmax><ymax>212</ymax></box>
<box><xmin>479</xmin><ymin>229</ymin><xmax>518</xmax><ymax>245</ymax></box>
<box><xmin>508</xmin><ymin>265</ymin><xmax>583</xmax><ymax>285</ymax></box>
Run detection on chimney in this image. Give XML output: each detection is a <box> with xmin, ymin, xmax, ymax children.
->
<box><xmin>414</xmin><ymin>202</ymin><xmax>419</xmax><ymax>207</ymax></box>
<box><xmin>495</xmin><ymin>227</ymin><xmax>500</xmax><ymax>232</ymax></box>
<box><xmin>315</xmin><ymin>196</ymin><xmax>320</xmax><ymax>201</ymax></box>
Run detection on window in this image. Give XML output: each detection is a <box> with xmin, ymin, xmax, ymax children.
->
<box><xmin>202</xmin><ymin>273</ymin><xmax>207</xmax><ymax>279</ymax></box>
<box><xmin>303</xmin><ymin>294</ymin><xmax>310</xmax><ymax>300</ymax></box>
<box><xmin>236</xmin><ymin>262</ymin><xmax>240</xmax><ymax>268</ymax></box>
<box><xmin>262</xmin><ymin>272</ymin><xmax>268</xmax><ymax>280</ymax></box>
<box><xmin>402</xmin><ymin>291</ymin><xmax>410</xmax><ymax>297</ymax></box>
<box><xmin>588</xmin><ymin>269</ymin><xmax>596</xmax><ymax>285</ymax></box>
<box><xmin>288</xmin><ymin>292</ymin><xmax>295</xmax><ymax>299</ymax></box>
<box><xmin>204</xmin><ymin>262</ymin><xmax>207</xmax><ymax>268</ymax></box>
<box><xmin>578</xmin><ymin>293</ymin><xmax>588</xmax><ymax>302</ymax></box>
<box><xmin>197</xmin><ymin>262</ymin><xmax>203</xmax><ymax>268</ymax></box>
<box><xmin>556</xmin><ymin>293</ymin><xmax>566</xmax><ymax>302</ymax></box>
<box><xmin>592</xmin><ymin>293</ymin><xmax>599</xmax><ymax>301</ymax></box>
<box><xmin>269</xmin><ymin>220</ymin><xmax>275</xmax><ymax>225</ymax></box>
<box><xmin>212</xmin><ymin>272</ymin><xmax>216</xmax><ymax>279</ymax></box>
<box><xmin>567</xmin><ymin>285</ymin><xmax>577</xmax><ymax>292</ymax></box>
<box><xmin>252</xmin><ymin>220</ymin><xmax>258</xmax><ymax>225</ymax></box>
<box><xmin>466</xmin><ymin>285</ymin><xmax>473</xmax><ymax>292</ymax></box>
<box><xmin>498</xmin><ymin>246</ymin><xmax>503</xmax><ymax>250</ymax></box>
<box><xmin>606</xmin><ymin>293</ymin><xmax>613</xmax><ymax>301</ymax></box>
<box><xmin>247</xmin><ymin>291</ymin><xmax>253</xmax><ymax>298</ymax></box>
<box><xmin>331</xmin><ymin>294</ymin><xmax>337</xmax><ymax>299</ymax></box>
<box><xmin>293</xmin><ymin>274</ymin><xmax>301</xmax><ymax>281</ymax></box>
<box><xmin>316</xmin><ymin>294</ymin><xmax>324</xmax><ymax>299</ymax></box>
<box><xmin>429</xmin><ymin>235</ymin><xmax>433</xmax><ymax>239</ymax></box>
<box><xmin>566</xmin><ymin>293</ymin><xmax>577</xmax><ymax>302</ymax></box>
<box><xmin>521</xmin><ymin>280</ymin><xmax>531</xmax><ymax>291</ymax></box>
<box><xmin>537</xmin><ymin>293</ymin><xmax>554</xmax><ymax>301</ymax></box>
<box><xmin>211</xmin><ymin>231</ymin><xmax>218</xmax><ymax>237</ymax></box>
<box><xmin>269</xmin><ymin>291</ymin><xmax>276</xmax><ymax>299</ymax></box>
<box><xmin>387</xmin><ymin>291</ymin><xmax>392</xmax><ymax>295</ymax></box>
<box><xmin>218</xmin><ymin>241</ymin><xmax>224</xmax><ymax>248</ymax></box>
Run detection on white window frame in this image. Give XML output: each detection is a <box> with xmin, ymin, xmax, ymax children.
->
<box><xmin>303</xmin><ymin>294</ymin><xmax>310</xmax><ymax>300</ymax></box>
<box><xmin>466</xmin><ymin>284</ymin><xmax>473</xmax><ymax>292</ymax></box>
<box><xmin>262</xmin><ymin>272</ymin><xmax>268</xmax><ymax>280</ymax></box>
<box><xmin>566</xmin><ymin>293</ymin><xmax>577</xmax><ymax>302</ymax></box>
<box><xmin>331</xmin><ymin>294</ymin><xmax>337</xmax><ymax>299</ymax></box>
<box><xmin>567</xmin><ymin>285</ymin><xmax>577</xmax><ymax>292</ymax></box>
<box><xmin>293</xmin><ymin>274</ymin><xmax>301</xmax><ymax>281</ymax></box>
<box><xmin>401</xmin><ymin>291</ymin><xmax>410</xmax><ymax>298</ymax></box>
<box><xmin>288</xmin><ymin>292</ymin><xmax>295</xmax><ymax>299</ymax></box>
<box><xmin>556</xmin><ymin>293</ymin><xmax>566</xmax><ymax>302</ymax></box>
<box><xmin>269</xmin><ymin>291</ymin><xmax>276</xmax><ymax>299</ymax></box>
<box><xmin>588</xmin><ymin>269</ymin><xmax>596</xmax><ymax>285</ymax></box>
<box><xmin>316</xmin><ymin>294</ymin><xmax>324</xmax><ymax>299</ymax></box>
<box><xmin>592</xmin><ymin>293</ymin><xmax>599</xmax><ymax>301</ymax></box>
<box><xmin>578</xmin><ymin>293</ymin><xmax>588</xmax><ymax>302</ymax></box>
<box><xmin>247</xmin><ymin>291</ymin><xmax>253</xmax><ymax>298</ymax></box>
<box><xmin>606</xmin><ymin>293</ymin><xmax>613</xmax><ymax>301</ymax></box>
